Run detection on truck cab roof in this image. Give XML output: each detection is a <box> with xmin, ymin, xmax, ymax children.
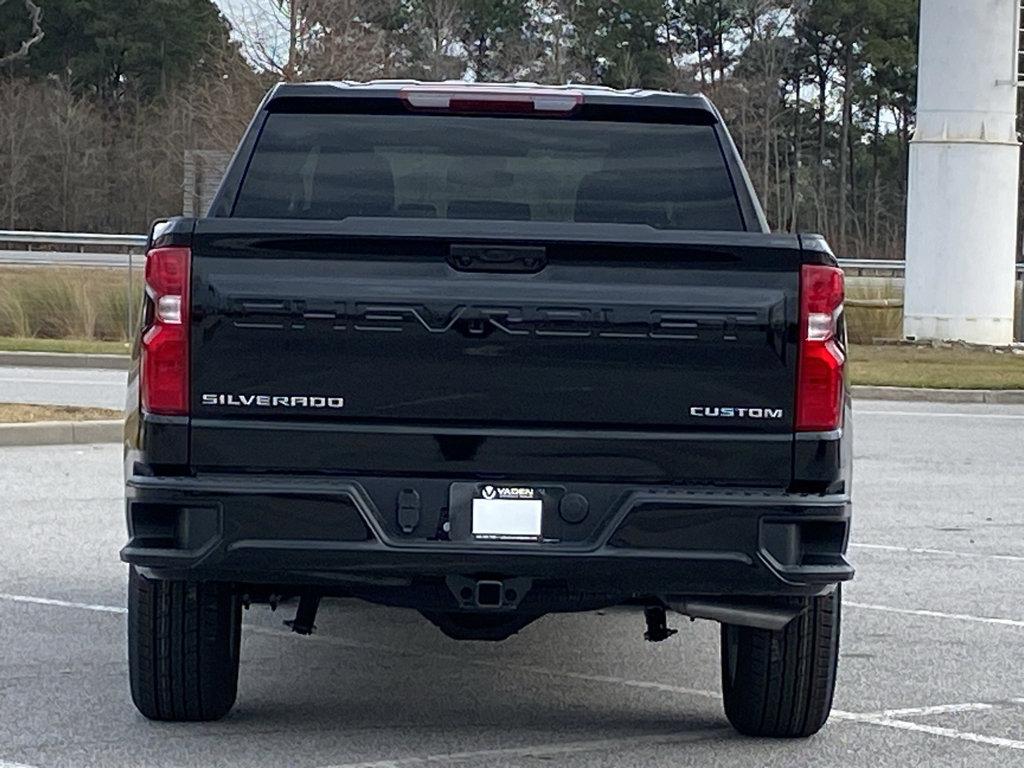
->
<box><xmin>264</xmin><ymin>79</ymin><xmax>722</xmax><ymax>120</ymax></box>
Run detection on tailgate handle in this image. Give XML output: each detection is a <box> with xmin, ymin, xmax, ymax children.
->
<box><xmin>448</xmin><ymin>244</ymin><xmax>547</xmax><ymax>273</ymax></box>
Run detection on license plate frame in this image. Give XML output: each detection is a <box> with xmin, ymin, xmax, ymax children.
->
<box><xmin>449</xmin><ymin>483</ymin><xmax>559</xmax><ymax>542</ymax></box>
<box><xmin>471</xmin><ymin>496</ymin><xmax>543</xmax><ymax>541</ymax></box>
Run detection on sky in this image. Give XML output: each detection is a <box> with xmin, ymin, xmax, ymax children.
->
<box><xmin>214</xmin><ymin>0</ymin><xmax>289</xmax><ymax>70</ymax></box>
<box><xmin>213</xmin><ymin>0</ymin><xmax>259</xmax><ymax>32</ymax></box>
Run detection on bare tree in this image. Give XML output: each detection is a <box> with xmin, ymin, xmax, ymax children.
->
<box><xmin>0</xmin><ymin>76</ymin><xmax>35</xmax><ymax>227</ymax></box>
<box><xmin>41</xmin><ymin>78</ymin><xmax>103</xmax><ymax>231</ymax></box>
<box><xmin>408</xmin><ymin>0</ymin><xmax>463</xmax><ymax>80</ymax></box>
<box><xmin>226</xmin><ymin>0</ymin><xmax>306</xmax><ymax>79</ymax></box>
<box><xmin>0</xmin><ymin>0</ymin><xmax>923</xmax><ymax>260</ymax></box>
<box><xmin>301</xmin><ymin>1</ymin><xmax>400</xmax><ymax>81</ymax></box>
<box><xmin>223</xmin><ymin>0</ymin><xmax>401</xmax><ymax>81</ymax></box>
<box><xmin>0</xmin><ymin>0</ymin><xmax>43</xmax><ymax>66</ymax></box>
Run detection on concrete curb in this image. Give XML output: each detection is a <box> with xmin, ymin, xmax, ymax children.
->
<box><xmin>0</xmin><ymin>350</ymin><xmax>129</xmax><ymax>370</ymax></box>
<box><xmin>0</xmin><ymin>420</ymin><xmax>122</xmax><ymax>447</ymax></box>
<box><xmin>851</xmin><ymin>385</ymin><xmax>1024</xmax><ymax>404</ymax></box>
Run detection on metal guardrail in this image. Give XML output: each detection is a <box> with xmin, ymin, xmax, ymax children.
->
<box><xmin>0</xmin><ymin>230</ymin><xmax>146</xmax><ymax>248</ymax></box>
<box><xmin>838</xmin><ymin>258</ymin><xmax>907</xmax><ymax>271</ymax></box>
<box><xmin>0</xmin><ymin>230</ymin><xmax>146</xmax><ymax>247</ymax></box>
<box><xmin>0</xmin><ymin>229</ymin><xmax>915</xmax><ymax>271</ymax></box>
<box><xmin>2</xmin><ymin>229</ymin><xmax>1023</xmax><ymax>277</ymax></box>
<box><xmin>0</xmin><ymin>230</ymin><xmax>145</xmax><ymax>269</ymax></box>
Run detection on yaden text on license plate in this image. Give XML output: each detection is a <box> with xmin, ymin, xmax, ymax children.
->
<box><xmin>471</xmin><ymin>485</ymin><xmax>542</xmax><ymax>540</ymax></box>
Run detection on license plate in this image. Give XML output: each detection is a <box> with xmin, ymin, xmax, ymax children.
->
<box><xmin>472</xmin><ymin>493</ymin><xmax>543</xmax><ymax>541</ymax></box>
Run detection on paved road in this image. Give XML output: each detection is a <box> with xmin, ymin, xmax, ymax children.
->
<box><xmin>0</xmin><ymin>366</ymin><xmax>126</xmax><ymax>410</ymax></box>
<box><xmin>2</xmin><ymin>400</ymin><xmax>1024</xmax><ymax>766</ymax></box>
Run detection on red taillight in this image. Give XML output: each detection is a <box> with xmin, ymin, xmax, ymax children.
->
<box><xmin>141</xmin><ymin>246</ymin><xmax>190</xmax><ymax>415</ymax></box>
<box><xmin>796</xmin><ymin>264</ymin><xmax>845</xmax><ymax>432</ymax></box>
<box><xmin>399</xmin><ymin>86</ymin><xmax>582</xmax><ymax>115</ymax></box>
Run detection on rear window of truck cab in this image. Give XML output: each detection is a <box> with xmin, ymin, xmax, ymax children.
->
<box><xmin>231</xmin><ymin>112</ymin><xmax>744</xmax><ymax>231</ymax></box>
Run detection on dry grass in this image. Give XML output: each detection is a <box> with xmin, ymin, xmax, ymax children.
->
<box><xmin>845</xmin><ymin>278</ymin><xmax>903</xmax><ymax>344</ymax></box>
<box><xmin>0</xmin><ymin>403</ymin><xmax>122</xmax><ymax>423</ymax></box>
<box><xmin>1</xmin><ymin>269</ymin><xmax>1021</xmax><ymax>391</ymax></box>
<box><xmin>0</xmin><ymin>269</ymin><xmax>905</xmax><ymax>350</ymax></box>
<box><xmin>0</xmin><ymin>267</ymin><xmax>137</xmax><ymax>341</ymax></box>
<box><xmin>849</xmin><ymin>345</ymin><xmax>1024</xmax><ymax>389</ymax></box>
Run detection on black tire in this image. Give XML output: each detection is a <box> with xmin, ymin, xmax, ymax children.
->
<box><xmin>127</xmin><ymin>566</ymin><xmax>241</xmax><ymax>721</ymax></box>
<box><xmin>720</xmin><ymin>586</ymin><xmax>841</xmax><ymax>738</ymax></box>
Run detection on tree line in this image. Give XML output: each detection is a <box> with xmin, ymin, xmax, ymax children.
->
<box><xmin>1</xmin><ymin>0</ymin><xmax>924</xmax><ymax>258</ymax></box>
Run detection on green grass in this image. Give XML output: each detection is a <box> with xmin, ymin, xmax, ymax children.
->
<box><xmin>0</xmin><ymin>336</ymin><xmax>129</xmax><ymax>354</ymax></box>
<box><xmin>849</xmin><ymin>345</ymin><xmax>1024</xmax><ymax>389</ymax></box>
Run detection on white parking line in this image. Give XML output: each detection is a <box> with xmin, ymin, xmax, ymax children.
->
<box><xmin>352</xmin><ymin>728</ymin><xmax>729</xmax><ymax>768</ymax></box>
<box><xmin>863</xmin><ymin>702</ymin><xmax>996</xmax><ymax>718</ymax></box>
<box><xmin>851</xmin><ymin>542</ymin><xmax>1024</xmax><ymax>564</ymax></box>
<box><xmin>0</xmin><ymin>591</ymin><xmax>723</xmax><ymax>700</ymax></box>
<box><xmin>845</xmin><ymin>601</ymin><xmax>1024</xmax><ymax>629</ymax></box>
<box><xmin>831</xmin><ymin>711</ymin><xmax>1024</xmax><ymax>752</ymax></box>
<box><xmin>6</xmin><ymin>591</ymin><xmax>1024</xmax><ymax>758</ymax></box>
<box><xmin>0</xmin><ymin>593</ymin><xmax>126</xmax><ymax>614</ymax></box>
<box><xmin>857</xmin><ymin>409</ymin><xmax>1024</xmax><ymax>420</ymax></box>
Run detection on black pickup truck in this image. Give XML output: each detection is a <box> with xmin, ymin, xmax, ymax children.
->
<box><xmin>122</xmin><ymin>81</ymin><xmax>853</xmax><ymax>736</ymax></box>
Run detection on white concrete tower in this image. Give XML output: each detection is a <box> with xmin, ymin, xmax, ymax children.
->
<box><xmin>903</xmin><ymin>0</ymin><xmax>1021</xmax><ymax>344</ymax></box>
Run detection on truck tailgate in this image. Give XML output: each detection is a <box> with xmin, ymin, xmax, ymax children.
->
<box><xmin>188</xmin><ymin>220</ymin><xmax>802</xmax><ymax>484</ymax></box>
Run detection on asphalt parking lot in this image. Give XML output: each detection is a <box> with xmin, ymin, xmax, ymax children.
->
<box><xmin>1</xmin><ymin>399</ymin><xmax>1023</xmax><ymax>767</ymax></box>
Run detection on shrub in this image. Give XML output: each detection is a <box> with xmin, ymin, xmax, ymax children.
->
<box><xmin>0</xmin><ymin>267</ymin><xmax>907</xmax><ymax>345</ymax></box>
<box><xmin>844</xmin><ymin>277</ymin><xmax>903</xmax><ymax>345</ymax></box>
<box><xmin>0</xmin><ymin>267</ymin><xmax>136</xmax><ymax>341</ymax></box>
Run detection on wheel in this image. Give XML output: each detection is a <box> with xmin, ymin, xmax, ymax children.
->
<box><xmin>127</xmin><ymin>566</ymin><xmax>241</xmax><ymax>721</ymax></box>
<box><xmin>720</xmin><ymin>586</ymin><xmax>841</xmax><ymax>738</ymax></box>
